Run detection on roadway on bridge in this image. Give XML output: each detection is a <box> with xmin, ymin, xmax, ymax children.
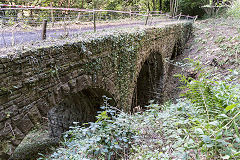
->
<box><xmin>0</xmin><ymin>19</ymin><xmax>177</xmax><ymax>48</ymax></box>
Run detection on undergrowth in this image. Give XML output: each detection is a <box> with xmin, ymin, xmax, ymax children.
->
<box><xmin>227</xmin><ymin>0</ymin><xmax>240</xmax><ymax>18</ymax></box>
<box><xmin>40</xmin><ymin>60</ymin><xmax>240</xmax><ymax>160</ymax></box>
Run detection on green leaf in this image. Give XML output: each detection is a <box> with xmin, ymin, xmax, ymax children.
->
<box><xmin>195</xmin><ymin>128</ymin><xmax>204</xmax><ymax>135</ymax></box>
<box><xmin>219</xmin><ymin>114</ymin><xmax>229</xmax><ymax>118</ymax></box>
<box><xmin>225</xmin><ymin>103</ymin><xmax>239</xmax><ymax>111</ymax></box>
<box><xmin>114</xmin><ymin>144</ymin><xmax>122</xmax><ymax>149</ymax></box>
<box><xmin>234</xmin><ymin>152</ymin><xmax>240</xmax><ymax>156</ymax></box>
<box><xmin>222</xmin><ymin>155</ymin><xmax>230</xmax><ymax>159</ymax></box>
<box><xmin>201</xmin><ymin>135</ymin><xmax>212</xmax><ymax>144</ymax></box>
<box><xmin>209</xmin><ymin>121</ymin><xmax>219</xmax><ymax>126</ymax></box>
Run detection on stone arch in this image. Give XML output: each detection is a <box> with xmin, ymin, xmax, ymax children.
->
<box><xmin>45</xmin><ymin>75</ymin><xmax>118</xmax><ymax>138</ymax></box>
<box><xmin>48</xmin><ymin>87</ymin><xmax>116</xmax><ymax>138</ymax></box>
<box><xmin>170</xmin><ymin>39</ymin><xmax>183</xmax><ymax>60</ymax></box>
<box><xmin>131</xmin><ymin>51</ymin><xmax>164</xmax><ymax>110</ymax></box>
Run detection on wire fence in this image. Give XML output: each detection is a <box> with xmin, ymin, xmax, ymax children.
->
<box><xmin>0</xmin><ymin>4</ymin><xmax>197</xmax><ymax>48</ymax></box>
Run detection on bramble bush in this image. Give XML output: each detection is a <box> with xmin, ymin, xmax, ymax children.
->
<box><xmin>40</xmin><ymin>97</ymin><xmax>138</xmax><ymax>160</ymax></box>
<box><xmin>40</xmin><ymin>60</ymin><xmax>239</xmax><ymax>160</ymax></box>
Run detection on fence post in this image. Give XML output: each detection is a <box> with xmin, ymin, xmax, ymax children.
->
<box><xmin>194</xmin><ymin>15</ymin><xmax>198</xmax><ymax>22</ymax></box>
<box><xmin>145</xmin><ymin>10</ymin><xmax>149</xmax><ymax>25</ymax></box>
<box><xmin>178</xmin><ymin>12</ymin><xmax>182</xmax><ymax>21</ymax></box>
<box><xmin>77</xmin><ymin>12</ymin><xmax>81</xmax><ymax>22</ymax></box>
<box><xmin>42</xmin><ymin>19</ymin><xmax>47</xmax><ymax>40</ymax></box>
<box><xmin>129</xmin><ymin>9</ymin><xmax>132</xmax><ymax>19</ymax></box>
<box><xmin>50</xmin><ymin>2</ymin><xmax>55</xmax><ymax>27</ymax></box>
<box><xmin>93</xmin><ymin>10</ymin><xmax>96</xmax><ymax>32</ymax></box>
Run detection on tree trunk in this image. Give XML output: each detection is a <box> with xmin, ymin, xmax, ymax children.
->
<box><xmin>81</xmin><ymin>0</ymin><xmax>84</xmax><ymax>8</ymax></box>
<box><xmin>170</xmin><ymin>0</ymin><xmax>173</xmax><ymax>16</ymax></box>
<box><xmin>147</xmin><ymin>2</ymin><xmax>151</xmax><ymax>11</ymax></box>
<box><xmin>152</xmin><ymin>0</ymin><xmax>156</xmax><ymax>11</ymax></box>
<box><xmin>170</xmin><ymin>0</ymin><xmax>179</xmax><ymax>16</ymax></box>
<box><xmin>159</xmin><ymin>0</ymin><xmax>162</xmax><ymax>11</ymax></box>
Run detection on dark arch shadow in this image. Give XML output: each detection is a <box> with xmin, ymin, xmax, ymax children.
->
<box><xmin>132</xmin><ymin>52</ymin><xmax>164</xmax><ymax>110</ymax></box>
<box><xmin>170</xmin><ymin>40</ymin><xmax>183</xmax><ymax>61</ymax></box>
<box><xmin>48</xmin><ymin>88</ymin><xmax>116</xmax><ymax>138</ymax></box>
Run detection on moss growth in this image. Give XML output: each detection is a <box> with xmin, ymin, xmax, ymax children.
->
<box><xmin>11</xmin><ymin>129</ymin><xmax>59</xmax><ymax>160</ymax></box>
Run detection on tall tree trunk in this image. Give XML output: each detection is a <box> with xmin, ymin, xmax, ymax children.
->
<box><xmin>81</xmin><ymin>0</ymin><xmax>84</xmax><ymax>8</ymax></box>
<box><xmin>159</xmin><ymin>0</ymin><xmax>162</xmax><ymax>11</ymax></box>
<box><xmin>152</xmin><ymin>0</ymin><xmax>156</xmax><ymax>11</ymax></box>
<box><xmin>68</xmin><ymin>0</ymin><xmax>70</xmax><ymax>8</ymax></box>
<box><xmin>170</xmin><ymin>0</ymin><xmax>173</xmax><ymax>16</ymax></box>
<box><xmin>146</xmin><ymin>2</ymin><xmax>151</xmax><ymax>12</ymax></box>
<box><xmin>170</xmin><ymin>0</ymin><xmax>179</xmax><ymax>16</ymax></box>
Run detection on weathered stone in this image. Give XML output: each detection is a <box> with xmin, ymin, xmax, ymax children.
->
<box><xmin>0</xmin><ymin>96</ymin><xmax>9</xmax><ymax>106</ymax></box>
<box><xmin>76</xmin><ymin>75</ymin><xmax>92</xmax><ymax>91</ymax></box>
<box><xmin>69</xmin><ymin>79</ymin><xmax>77</xmax><ymax>93</ymax></box>
<box><xmin>36</xmin><ymin>100</ymin><xmax>51</xmax><ymax>117</ymax></box>
<box><xmin>0</xmin><ymin>139</ymin><xmax>15</xmax><ymax>158</ymax></box>
<box><xmin>47</xmin><ymin>93</ymin><xmax>56</xmax><ymax>106</ymax></box>
<box><xmin>5</xmin><ymin>105</ymin><xmax>18</xmax><ymax>118</ymax></box>
<box><xmin>10</xmin><ymin>137</ymin><xmax>59</xmax><ymax>160</ymax></box>
<box><xmin>0</xmin><ymin>21</ymin><xmax>193</xmax><ymax>156</ymax></box>
<box><xmin>11</xmin><ymin>127</ymin><xmax>25</xmax><ymax>144</ymax></box>
<box><xmin>0</xmin><ymin>121</ymin><xmax>4</xmax><ymax>130</ymax></box>
<box><xmin>0</xmin><ymin>111</ymin><xmax>7</xmax><ymax>122</ymax></box>
<box><xmin>27</xmin><ymin>106</ymin><xmax>42</xmax><ymax>125</ymax></box>
<box><xmin>0</xmin><ymin>120</ymin><xmax>11</xmax><ymax>138</ymax></box>
<box><xmin>12</xmin><ymin>114</ymin><xmax>34</xmax><ymax>135</ymax></box>
<box><xmin>61</xmin><ymin>83</ymin><xmax>70</xmax><ymax>95</ymax></box>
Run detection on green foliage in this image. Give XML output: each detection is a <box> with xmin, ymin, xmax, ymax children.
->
<box><xmin>215</xmin><ymin>36</ymin><xmax>226</xmax><ymax>44</ymax></box>
<box><xmin>179</xmin><ymin>0</ymin><xmax>207</xmax><ymax>17</ymax></box>
<box><xmin>174</xmin><ymin>59</ymin><xmax>240</xmax><ymax>159</ymax></box>
<box><xmin>39</xmin><ymin>52</ymin><xmax>240</xmax><ymax>160</ymax></box>
<box><xmin>42</xmin><ymin>60</ymin><xmax>239</xmax><ymax>159</ymax></box>
<box><xmin>227</xmin><ymin>0</ymin><xmax>240</xmax><ymax>18</ymax></box>
<box><xmin>131</xmin><ymin>60</ymin><xmax>240</xmax><ymax>159</ymax></box>
<box><xmin>2</xmin><ymin>0</ymin><xmax>171</xmax><ymax>12</ymax></box>
<box><xmin>43</xmin><ymin>96</ymin><xmax>137</xmax><ymax>160</ymax></box>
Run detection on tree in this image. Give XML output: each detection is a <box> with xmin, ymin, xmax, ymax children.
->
<box><xmin>152</xmin><ymin>0</ymin><xmax>156</xmax><ymax>11</ymax></box>
<box><xmin>179</xmin><ymin>0</ymin><xmax>208</xmax><ymax>17</ymax></box>
<box><xmin>170</xmin><ymin>0</ymin><xmax>179</xmax><ymax>16</ymax></box>
<box><xmin>159</xmin><ymin>0</ymin><xmax>162</xmax><ymax>11</ymax></box>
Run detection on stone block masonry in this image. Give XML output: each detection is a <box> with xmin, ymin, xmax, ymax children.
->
<box><xmin>0</xmin><ymin>21</ymin><xmax>192</xmax><ymax>158</ymax></box>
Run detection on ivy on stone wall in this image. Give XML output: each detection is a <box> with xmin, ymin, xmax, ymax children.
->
<box><xmin>0</xmin><ymin>21</ymin><xmax>193</xmax><ymax>158</ymax></box>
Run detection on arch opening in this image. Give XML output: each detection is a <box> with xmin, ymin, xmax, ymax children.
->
<box><xmin>171</xmin><ymin>40</ymin><xmax>183</xmax><ymax>60</ymax></box>
<box><xmin>132</xmin><ymin>52</ymin><xmax>164</xmax><ymax>110</ymax></box>
<box><xmin>48</xmin><ymin>88</ymin><xmax>116</xmax><ymax>138</ymax></box>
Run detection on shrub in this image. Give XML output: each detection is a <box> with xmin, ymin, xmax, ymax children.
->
<box><xmin>41</xmin><ymin>60</ymin><xmax>240</xmax><ymax>160</ymax></box>
<box><xmin>174</xmin><ymin>59</ymin><xmax>240</xmax><ymax>159</ymax></box>
<box><xmin>179</xmin><ymin>0</ymin><xmax>207</xmax><ymax>17</ymax></box>
<box><xmin>41</xmin><ymin>97</ymin><xmax>137</xmax><ymax>160</ymax></box>
<box><xmin>227</xmin><ymin>0</ymin><xmax>240</xmax><ymax>18</ymax></box>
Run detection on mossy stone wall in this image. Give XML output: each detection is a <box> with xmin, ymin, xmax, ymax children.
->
<box><xmin>0</xmin><ymin>21</ymin><xmax>192</xmax><ymax>158</ymax></box>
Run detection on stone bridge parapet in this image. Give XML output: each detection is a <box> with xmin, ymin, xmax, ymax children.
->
<box><xmin>0</xmin><ymin>21</ymin><xmax>192</xmax><ymax>158</ymax></box>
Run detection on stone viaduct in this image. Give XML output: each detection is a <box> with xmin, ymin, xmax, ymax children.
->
<box><xmin>0</xmin><ymin>21</ymin><xmax>192</xmax><ymax>158</ymax></box>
